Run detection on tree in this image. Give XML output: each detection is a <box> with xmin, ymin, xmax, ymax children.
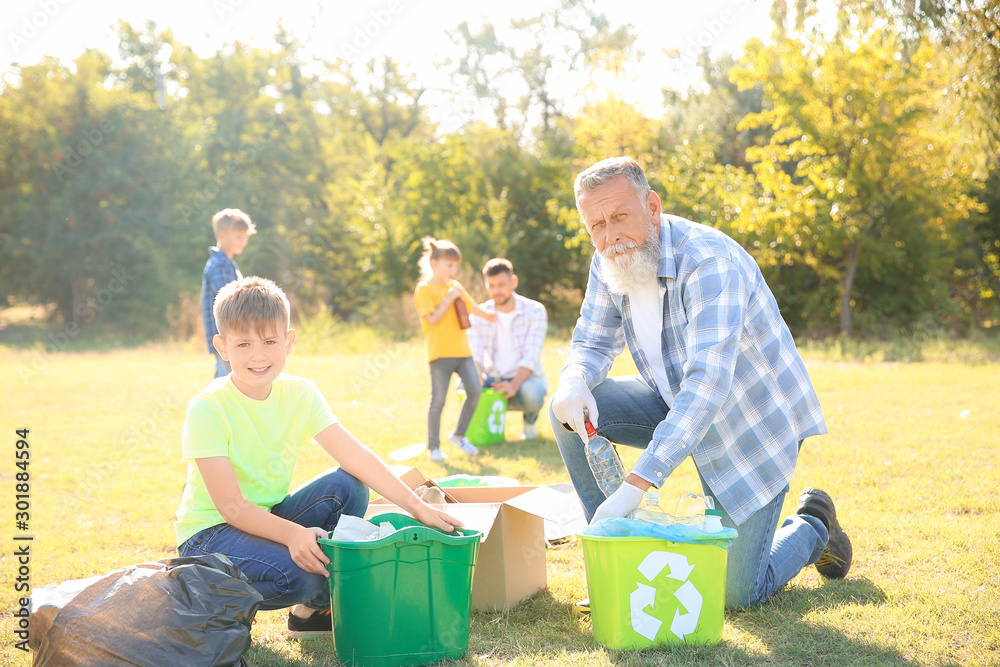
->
<box><xmin>0</xmin><ymin>48</ymin><xmax>175</xmax><ymax>335</ymax></box>
<box><xmin>731</xmin><ymin>18</ymin><xmax>983</xmax><ymax>335</ymax></box>
<box><xmin>446</xmin><ymin>0</ymin><xmax>636</xmax><ymax>144</ymax></box>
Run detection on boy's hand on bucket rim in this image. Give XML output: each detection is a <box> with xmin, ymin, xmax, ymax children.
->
<box><xmin>413</xmin><ymin>504</ymin><xmax>464</xmax><ymax>533</ymax></box>
<box><xmin>288</xmin><ymin>526</ymin><xmax>332</xmax><ymax>577</ymax></box>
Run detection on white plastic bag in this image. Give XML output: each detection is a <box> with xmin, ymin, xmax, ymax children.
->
<box><xmin>331</xmin><ymin>515</ymin><xmax>381</xmax><ymax>541</ymax></box>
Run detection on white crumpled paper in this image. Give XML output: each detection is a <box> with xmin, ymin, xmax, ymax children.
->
<box><xmin>331</xmin><ymin>515</ymin><xmax>397</xmax><ymax>541</ymax></box>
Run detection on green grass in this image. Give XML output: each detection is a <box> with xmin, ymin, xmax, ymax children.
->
<box><xmin>1</xmin><ymin>334</ymin><xmax>998</xmax><ymax>666</ymax></box>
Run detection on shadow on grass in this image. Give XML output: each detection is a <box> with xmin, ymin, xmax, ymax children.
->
<box><xmin>238</xmin><ymin>579</ymin><xmax>907</xmax><ymax>667</ymax></box>
<box><xmin>244</xmin><ymin>642</ymin><xmax>340</xmax><ymax>667</ymax></box>
<box><xmin>468</xmin><ymin>578</ymin><xmax>911</xmax><ymax>667</ymax></box>
<box><xmin>721</xmin><ymin>576</ymin><xmax>914</xmax><ymax>667</ymax></box>
<box><xmin>468</xmin><ymin>589</ymin><xmax>600</xmax><ymax>661</ymax></box>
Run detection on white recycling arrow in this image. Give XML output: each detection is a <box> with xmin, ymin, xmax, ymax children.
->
<box><xmin>630</xmin><ymin>550</ymin><xmax>701</xmax><ymax>643</ymax></box>
<box><xmin>629</xmin><ymin>582</ymin><xmax>661</xmax><ymax>640</ymax></box>
<box><xmin>669</xmin><ymin>580</ymin><xmax>703</xmax><ymax>641</ymax></box>
<box><xmin>637</xmin><ymin>551</ymin><xmax>695</xmax><ymax>582</ymax></box>
<box><xmin>487</xmin><ymin>400</ymin><xmax>506</xmax><ymax>434</ymax></box>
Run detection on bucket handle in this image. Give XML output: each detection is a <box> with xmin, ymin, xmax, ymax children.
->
<box><xmin>394</xmin><ymin>527</ymin><xmax>462</xmax><ymax>546</ymax></box>
<box><xmin>395</xmin><ymin>528</ymin><xmax>435</xmax><ymax>545</ymax></box>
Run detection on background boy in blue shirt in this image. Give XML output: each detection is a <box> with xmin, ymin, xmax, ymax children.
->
<box><xmin>201</xmin><ymin>208</ymin><xmax>255</xmax><ymax>378</ymax></box>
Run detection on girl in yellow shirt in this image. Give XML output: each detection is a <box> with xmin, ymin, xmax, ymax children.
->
<box><xmin>414</xmin><ymin>238</ymin><xmax>497</xmax><ymax>461</ymax></box>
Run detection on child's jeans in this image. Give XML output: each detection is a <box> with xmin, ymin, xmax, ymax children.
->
<box><xmin>427</xmin><ymin>357</ymin><xmax>481</xmax><ymax>449</ymax></box>
<box><xmin>178</xmin><ymin>467</ymin><xmax>369</xmax><ymax>611</ymax></box>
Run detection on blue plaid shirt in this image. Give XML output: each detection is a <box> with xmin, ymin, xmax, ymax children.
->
<box><xmin>200</xmin><ymin>247</ymin><xmax>242</xmax><ymax>354</ymax></box>
<box><xmin>469</xmin><ymin>293</ymin><xmax>548</xmax><ymax>382</ymax></box>
<box><xmin>561</xmin><ymin>214</ymin><xmax>827</xmax><ymax>525</ymax></box>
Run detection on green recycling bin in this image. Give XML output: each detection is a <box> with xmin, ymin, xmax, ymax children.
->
<box><xmin>578</xmin><ymin>533</ymin><xmax>727</xmax><ymax>648</ymax></box>
<box><xmin>318</xmin><ymin>513</ymin><xmax>481</xmax><ymax>667</ymax></box>
<box><xmin>459</xmin><ymin>386</ymin><xmax>507</xmax><ymax>447</ymax></box>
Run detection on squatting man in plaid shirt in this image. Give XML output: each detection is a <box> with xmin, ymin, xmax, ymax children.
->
<box><xmin>550</xmin><ymin>157</ymin><xmax>853</xmax><ymax>610</ymax></box>
<box><xmin>469</xmin><ymin>258</ymin><xmax>548</xmax><ymax>440</ymax></box>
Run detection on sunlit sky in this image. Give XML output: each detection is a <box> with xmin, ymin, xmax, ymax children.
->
<box><xmin>3</xmin><ymin>0</ymin><xmax>775</xmax><ymax>125</ymax></box>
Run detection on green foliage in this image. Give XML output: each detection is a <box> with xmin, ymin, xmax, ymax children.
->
<box><xmin>731</xmin><ymin>17</ymin><xmax>985</xmax><ymax>336</ymax></box>
<box><xmin>1</xmin><ymin>3</ymin><xmax>996</xmax><ymax>341</ymax></box>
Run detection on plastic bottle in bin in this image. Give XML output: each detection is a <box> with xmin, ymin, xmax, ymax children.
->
<box><xmin>675</xmin><ymin>492</ymin><xmax>715</xmax><ymax>528</ymax></box>
<box><xmin>629</xmin><ymin>491</ymin><xmax>672</xmax><ymax>524</ymax></box>
<box><xmin>584</xmin><ymin>420</ymin><xmax>626</xmax><ymax>497</ymax></box>
<box><xmin>702</xmin><ymin>508</ymin><xmax>724</xmax><ymax>533</ymax></box>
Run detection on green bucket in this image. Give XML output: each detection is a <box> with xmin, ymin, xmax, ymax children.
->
<box><xmin>461</xmin><ymin>387</ymin><xmax>506</xmax><ymax>447</ymax></box>
<box><xmin>319</xmin><ymin>513</ymin><xmax>481</xmax><ymax>667</ymax></box>
<box><xmin>577</xmin><ymin>534</ymin><xmax>727</xmax><ymax>649</ymax></box>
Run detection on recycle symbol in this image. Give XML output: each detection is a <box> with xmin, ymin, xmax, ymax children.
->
<box><xmin>486</xmin><ymin>400</ymin><xmax>506</xmax><ymax>434</ymax></box>
<box><xmin>630</xmin><ymin>550</ymin><xmax>702</xmax><ymax>642</ymax></box>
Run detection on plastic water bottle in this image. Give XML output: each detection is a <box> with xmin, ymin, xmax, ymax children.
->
<box><xmin>675</xmin><ymin>492</ymin><xmax>715</xmax><ymax>526</ymax></box>
<box><xmin>630</xmin><ymin>491</ymin><xmax>672</xmax><ymax>524</ymax></box>
<box><xmin>584</xmin><ymin>420</ymin><xmax>626</xmax><ymax>497</ymax></box>
<box><xmin>702</xmin><ymin>508</ymin><xmax>724</xmax><ymax>533</ymax></box>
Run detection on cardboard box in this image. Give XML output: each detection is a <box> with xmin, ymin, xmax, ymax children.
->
<box><xmin>369</xmin><ymin>468</ymin><xmax>585</xmax><ymax>611</ymax></box>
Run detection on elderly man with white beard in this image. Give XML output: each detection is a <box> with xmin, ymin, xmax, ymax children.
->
<box><xmin>549</xmin><ymin>157</ymin><xmax>853</xmax><ymax>611</ymax></box>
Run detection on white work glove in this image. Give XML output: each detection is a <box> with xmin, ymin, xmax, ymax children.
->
<box><xmin>550</xmin><ymin>375</ymin><xmax>598</xmax><ymax>441</ymax></box>
<box><xmin>589</xmin><ymin>482</ymin><xmax>645</xmax><ymax>526</ymax></box>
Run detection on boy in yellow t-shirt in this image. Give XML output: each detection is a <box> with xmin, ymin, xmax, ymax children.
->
<box><xmin>414</xmin><ymin>238</ymin><xmax>496</xmax><ymax>462</ymax></box>
<box><xmin>175</xmin><ymin>276</ymin><xmax>462</xmax><ymax>640</ymax></box>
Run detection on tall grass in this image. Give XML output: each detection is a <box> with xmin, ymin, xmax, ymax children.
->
<box><xmin>1</xmin><ymin>335</ymin><xmax>997</xmax><ymax>665</ymax></box>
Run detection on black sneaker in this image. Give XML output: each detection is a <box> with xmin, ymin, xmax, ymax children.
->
<box><xmin>286</xmin><ymin>608</ymin><xmax>332</xmax><ymax>640</ymax></box>
<box><xmin>796</xmin><ymin>487</ymin><xmax>853</xmax><ymax>579</ymax></box>
<box><xmin>572</xmin><ymin>597</ymin><xmax>590</xmax><ymax>619</ymax></box>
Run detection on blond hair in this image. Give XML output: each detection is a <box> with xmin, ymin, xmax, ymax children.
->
<box><xmin>213</xmin><ymin>276</ymin><xmax>289</xmax><ymax>338</ymax></box>
<box><xmin>212</xmin><ymin>208</ymin><xmax>257</xmax><ymax>238</ymax></box>
<box><xmin>418</xmin><ymin>237</ymin><xmax>462</xmax><ymax>281</ymax></box>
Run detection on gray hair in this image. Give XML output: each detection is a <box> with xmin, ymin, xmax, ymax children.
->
<box><xmin>574</xmin><ymin>157</ymin><xmax>651</xmax><ymax>211</ymax></box>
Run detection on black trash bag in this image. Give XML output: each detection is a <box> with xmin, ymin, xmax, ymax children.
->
<box><xmin>30</xmin><ymin>553</ymin><xmax>262</xmax><ymax>666</ymax></box>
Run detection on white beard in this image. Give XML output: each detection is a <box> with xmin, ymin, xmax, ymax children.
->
<box><xmin>597</xmin><ymin>231</ymin><xmax>660</xmax><ymax>296</ymax></box>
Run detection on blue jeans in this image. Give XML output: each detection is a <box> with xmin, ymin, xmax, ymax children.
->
<box><xmin>178</xmin><ymin>468</ymin><xmax>369</xmax><ymax>611</ymax></box>
<box><xmin>428</xmin><ymin>357</ymin><xmax>481</xmax><ymax>449</ymax></box>
<box><xmin>486</xmin><ymin>374</ymin><xmax>548</xmax><ymax>425</ymax></box>
<box><xmin>550</xmin><ymin>375</ymin><xmax>829</xmax><ymax>610</ymax></box>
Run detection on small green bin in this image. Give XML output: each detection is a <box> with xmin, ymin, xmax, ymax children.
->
<box><xmin>460</xmin><ymin>386</ymin><xmax>507</xmax><ymax>447</ymax></box>
<box><xmin>318</xmin><ymin>513</ymin><xmax>481</xmax><ymax>667</ymax></box>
